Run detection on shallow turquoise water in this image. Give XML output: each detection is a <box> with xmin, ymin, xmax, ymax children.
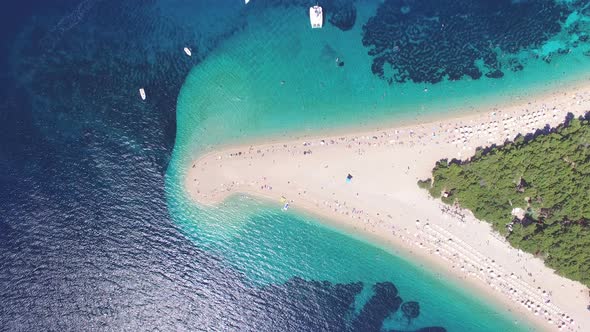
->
<box><xmin>172</xmin><ymin>1</ymin><xmax>590</xmax><ymax>152</ymax></box>
<box><xmin>167</xmin><ymin>194</ymin><xmax>534</xmax><ymax>331</ymax></box>
<box><xmin>166</xmin><ymin>1</ymin><xmax>590</xmax><ymax>330</ymax></box>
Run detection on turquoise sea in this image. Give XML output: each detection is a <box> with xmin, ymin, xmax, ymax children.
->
<box><xmin>166</xmin><ymin>0</ymin><xmax>590</xmax><ymax>331</ymax></box>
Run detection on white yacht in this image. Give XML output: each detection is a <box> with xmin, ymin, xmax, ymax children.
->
<box><xmin>245</xmin><ymin>0</ymin><xmax>250</xmax><ymax>4</ymax></box>
<box><xmin>309</xmin><ymin>5</ymin><xmax>323</xmax><ymax>29</ymax></box>
<box><xmin>139</xmin><ymin>88</ymin><xmax>146</xmax><ymax>100</ymax></box>
<box><xmin>183</xmin><ymin>47</ymin><xmax>192</xmax><ymax>56</ymax></box>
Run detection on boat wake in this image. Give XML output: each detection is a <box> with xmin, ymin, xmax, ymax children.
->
<box><xmin>40</xmin><ymin>0</ymin><xmax>103</xmax><ymax>51</ymax></box>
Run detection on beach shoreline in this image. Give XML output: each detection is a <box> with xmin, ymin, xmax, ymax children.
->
<box><xmin>186</xmin><ymin>75</ymin><xmax>590</xmax><ymax>159</ymax></box>
<box><xmin>226</xmin><ymin>188</ymin><xmax>545</xmax><ymax>327</ymax></box>
<box><xmin>183</xmin><ymin>82</ymin><xmax>590</xmax><ymax>331</ymax></box>
<box><xmin>241</xmin><ymin>191</ymin><xmax>547</xmax><ymax>331</ymax></box>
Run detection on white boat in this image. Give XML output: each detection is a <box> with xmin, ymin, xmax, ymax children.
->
<box><xmin>282</xmin><ymin>203</ymin><xmax>290</xmax><ymax>211</ymax></box>
<box><xmin>183</xmin><ymin>47</ymin><xmax>192</xmax><ymax>56</ymax></box>
<box><xmin>139</xmin><ymin>88</ymin><xmax>146</xmax><ymax>100</ymax></box>
<box><xmin>245</xmin><ymin>0</ymin><xmax>250</xmax><ymax>4</ymax></box>
<box><xmin>309</xmin><ymin>5</ymin><xmax>323</xmax><ymax>29</ymax></box>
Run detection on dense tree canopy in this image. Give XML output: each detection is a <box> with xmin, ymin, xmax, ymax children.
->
<box><xmin>420</xmin><ymin>115</ymin><xmax>590</xmax><ymax>287</ymax></box>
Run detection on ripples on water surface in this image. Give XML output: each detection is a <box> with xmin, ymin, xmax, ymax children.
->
<box><xmin>2</xmin><ymin>0</ymin><xmax>590</xmax><ymax>331</ymax></box>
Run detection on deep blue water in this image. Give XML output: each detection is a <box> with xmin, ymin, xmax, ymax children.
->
<box><xmin>1</xmin><ymin>0</ymin><xmax>585</xmax><ymax>331</ymax></box>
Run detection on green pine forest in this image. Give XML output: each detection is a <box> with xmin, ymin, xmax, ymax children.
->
<box><xmin>418</xmin><ymin>115</ymin><xmax>590</xmax><ymax>287</ymax></box>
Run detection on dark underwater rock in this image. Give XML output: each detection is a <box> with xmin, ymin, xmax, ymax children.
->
<box><xmin>464</xmin><ymin>66</ymin><xmax>482</xmax><ymax>80</ymax></box>
<box><xmin>485</xmin><ymin>69</ymin><xmax>504</xmax><ymax>79</ymax></box>
<box><xmin>328</xmin><ymin>1</ymin><xmax>357</xmax><ymax>31</ymax></box>
<box><xmin>351</xmin><ymin>282</ymin><xmax>403</xmax><ymax>331</ymax></box>
<box><xmin>362</xmin><ymin>0</ymin><xmax>569</xmax><ymax>84</ymax></box>
<box><xmin>508</xmin><ymin>58</ymin><xmax>524</xmax><ymax>72</ymax></box>
<box><xmin>401</xmin><ymin>301</ymin><xmax>420</xmax><ymax>319</ymax></box>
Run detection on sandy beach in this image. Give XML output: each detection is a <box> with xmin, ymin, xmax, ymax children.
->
<box><xmin>185</xmin><ymin>84</ymin><xmax>590</xmax><ymax>331</ymax></box>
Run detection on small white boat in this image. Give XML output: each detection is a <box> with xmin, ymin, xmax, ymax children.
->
<box><xmin>183</xmin><ymin>47</ymin><xmax>192</xmax><ymax>56</ymax></box>
<box><xmin>139</xmin><ymin>88</ymin><xmax>146</xmax><ymax>100</ymax></box>
<box><xmin>282</xmin><ymin>203</ymin><xmax>290</xmax><ymax>211</ymax></box>
<box><xmin>245</xmin><ymin>0</ymin><xmax>250</xmax><ymax>4</ymax></box>
<box><xmin>309</xmin><ymin>5</ymin><xmax>323</xmax><ymax>29</ymax></box>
